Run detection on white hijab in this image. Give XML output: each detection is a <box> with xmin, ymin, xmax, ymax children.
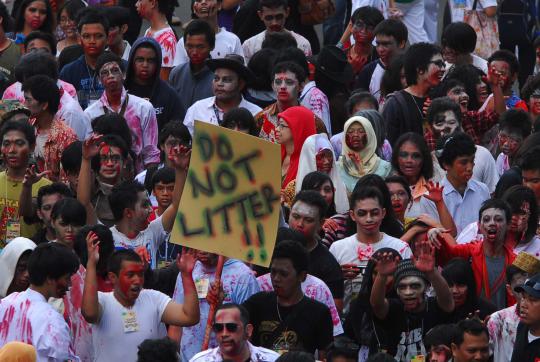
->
<box><xmin>295</xmin><ymin>134</ymin><xmax>349</xmax><ymax>214</ymax></box>
<box><xmin>0</xmin><ymin>237</ymin><xmax>37</xmax><ymax>297</ymax></box>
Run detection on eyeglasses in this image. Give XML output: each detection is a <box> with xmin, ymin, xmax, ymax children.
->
<box><xmin>212</xmin><ymin>323</ymin><xmax>239</xmax><ymax>332</ymax></box>
<box><xmin>263</xmin><ymin>14</ymin><xmax>285</xmax><ymax>22</ymax></box>
<box><xmin>99</xmin><ymin>67</ymin><xmax>122</xmax><ymax>78</ymax></box>
<box><xmin>352</xmin><ymin>20</ymin><xmax>374</xmax><ymax>32</ymax></box>
<box><xmin>429</xmin><ymin>60</ymin><xmax>446</xmax><ymax>69</ymax></box>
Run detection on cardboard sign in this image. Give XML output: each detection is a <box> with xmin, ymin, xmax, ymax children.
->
<box><xmin>170</xmin><ymin>121</ymin><xmax>281</xmax><ymax>267</ymax></box>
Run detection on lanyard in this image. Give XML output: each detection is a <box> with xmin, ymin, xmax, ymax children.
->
<box><xmin>213</xmin><ymin>103</ymin><xmax>223</xmax><ymax>125</ymax></box>
<box><xmin>103</xmin><ymin>94</ymin><xmax>129</xmax><ymax>117</ymax></box>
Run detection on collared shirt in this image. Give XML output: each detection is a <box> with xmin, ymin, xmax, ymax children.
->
<box><xmin>190</xmin><ymin>341</ymin><xmax>280</xmax><ymax>362</ymax></box>
<box><xmin>0</xmin><ymin>288</ymin><xmax>78</xmax><ymax>362</ymax></box>
<box><xmin>84</xmin><ymin>87</ymin><xmax>160</xmax><ymax>172</ymax></box>
<box><xmin>441</xmin><ymin>177</ymin><xmax>490</xmax><ymax>234</ymax></box>
<box><xmin>299</xmin><ymin>81</ymin><xmax>331</xmax><ymax>135</ymax></box>
<box><xmin>183</xmin><ymin>96</ymin><xmax>261</xmax><ymax>136</ymax></box>
<box><xmin>168</xmin><ymin>62</ymin><xmax>214</xmax><ymax>120</ymax></box>
<box><xmin>488</xmin><ymin>304</ymin><xmax>520</xmax><ymax>362</ymax></box>
<box><xmin>242</xmin><ymin>30</ymin><xmax>312</xmax><ymax>63</ymax></box>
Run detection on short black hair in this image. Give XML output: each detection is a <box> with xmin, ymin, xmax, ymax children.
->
<box><xmin>92</xmin><ymin>113</ymin><xmax>133</xmax><ymax>151</ymax></box>
<box><xmin>96</xmin><ymin>51</ymin><xmax>124</xmax><ymax>74</ymax></box>
<box><xmin>183</xmin><ymin>19</ymin><xmax>215</xmax><ymax>49</ymax></box>
<box><xmin>103</xmin><ymin>6</ymin><xmax>130</xmax><ymax>28</ymax></box>
<box><xmin>478</xmin><ymin>198</ymin><xmax>512</xmax><ymax>224</ymax></box>
<box><xmin>442</xmin><ymin>257</ymin><xmax>478</xmax><ymax>309</ymax></box>
<box><xmin>346</xmin><ymin>91</ymin><xmax>378</xmax><ymax>114</ymax></box>
<box><xmin>453</xmin><ymin>318</ymin><xmax>489</xmax><ymax>346</ymax></box>
<box><xmin>506</xmin><ymin>264</ymin><xmax>528</xmax><ymax>284</ymax></box>
<box><xmin>14</xmin><ymin>51</ymin><xmax>58</xmax><ymax>83</ymax></box>
<box><xmin>58</xmin><ymin>44</ymin><xmax>84</xmax><ymax>71</ymax></box>
<box><xmin>436</xmin><ymin>132</ymin><xmax>476</xmax><ymax>167</ymax></box>
<box><xmin>291</xmin><ymin>190</ymin><xmax>328</xmax><ymax>221</ymax></box>
<box><xmin>248</xmin><ymin>48</ymin><xmax>277</xmax><ymax>92</ymax></box>
<box><xmin>222</xmin><ymin>108</ymin><xmax>258</xmax><ymax>136</ymax></box>
<box><xmin>351</xmin><ymin>6</ymin><xmax>384</xmax><ymax>28</ymax></box>
<box><xmin>403</xmin><ymin>42</ymin><xmax>441</xmax><ymax>86</ymax></box>
<box><xmin>109</xmin><ymin>180</ymin><xmax>147</xmax><ymax>221</ymax></box>
<box><xmin>373</xmin><ymin>19</ymin><xmax>408</xmax><ymax>45</ymax></box>
<box><xmin>28</xmin><ymin>242</ymin><xmax>79</xmax><ymax>286</ymax></box>
<box><xmin>0</xmin><ymin>1</ymin><xmax>13</xmax><ymax>33</ymax></box>
<box><xmin>488</xmin><ymin>49</ymin><xmax>519</xmax><ymax>76</ymax></box>
<box><xmin>91</xmin><ymin>134</ymin><xmax>130</xmax><ymax>172</ymax></box>
<box><xmin>137</xmin><ymin>338</ymin><xmax>178</xmax><ymax>362</ymax></box>
<box><xmin>276</xmin><ymin>226</ymin><xmax>307</xmax><ymax>246</ymax></box>
<box><xmin>272</xmin><ymin>61</ymin><xmax>306</xmax><ymax>83</ymax></box>
<box><xmin>392</xmin><ymin>132</ymin><xmax>434</xmax><ymax>180</ymax></box>
<box><xmin>380</xmin><ymin>54</ymin><xmax>405</xmax><ymax>98</ymax></box>
<box><xmin>424</xmin><ymin>324</ymin><xmax>459</xmax><ymax>350</ymax></box>
<box><xmin>24</xmin><ymin>30</ymin><xmax>57</xmax><ymax>55</ymax></box>
<box><xmin>271</xmin><ymin>239</ymin><xmax>309</xmax><ymax>274</ymax></box>
<box><xmin>521</xmin><ymin>146</ymin><xmax>540</xmax><ymax>172</ymax></box>
<box><xmin>158</xmin><ymin>120</ymin><xmax>192</xmax><ymax>147</ymax></box>
<box><xmin>58</xmin><ymin>0</ymin><xmax>85</xmax><ymax>24</ymax></box>
<box><xmin>108</xmin><ymin>248</ymin><xmax>142</xmax><ymax>275</ymax></box>
<box><xmin>22</xmin><ymin>75</ymin><xmax>60</xmax><ymax>114</ymax></box>
<box><xmin>350</xmin><ymin>186</ymin><xmax>384</xmax><ymax>210</ymax></box>
<box><xmin>77</xmin><ymin>7</ymin><xmax>110</xmax><ymax>34</ymax></box>
<box><xmin>74</xmin><ymin>224</ymin><xmax>115</xmax><ymax>278</ymax></box>
<box><xmin>0</xmin><ymin>119</ymin><xmax>36</xmax><ymax>147</ymax></box>
<box><xmin>441</xmin><ymin>22</ymin><xmax>476</xmax><ymax>54</ymax></box>
<box><xmin>385</xmin><ymin>175</ymin><xmax>412</xmax><ymax>201</ymax></box>
<box><xmin>258</xmin><ymin>0</ymin><xmax>288</xmax><ymax>10</ymax></box>
<box><xmin>521</xmin><ymin>72</ymin><xmax>540</xmax><ymax>101</ymax></box>
<box><xmin>262</xmin><ymin>32</ymin><xmax>297</xmax><ymax>51</ymax></box>
<box><xmin>437</xmin><ymin>77</ymin><xmax>466</xmax><ymax>98</ymax></box>
<box><xmin>499</xmin><ymin>109</ymin><xmax>532</xmax><ymax>139</ymax></box>
<box><xmin>503</xmin><ymin>185</ymin><xmax>539</xmax><ymax>244</ymax></box>
<box><xmin>427</xmin><ymin>96</ymin><xmax>461</xmax><ymax>126</ymax></box>
<box><xmin>61</xmin><ymin>140</ymin><xmax>82</xmax><ymax>174</ymax></box>
<box><xmin>15</xmin><ymin>0</ymin><xmax>54</xmax><ymax>33</ymax></box>
<box><xmin>151</xmin><ymin>166</ymin><xmax>175</xmax><ymax>189</ymax></box>
<box><xmin>51</xmin><ymin>197</ymin><xmax>87</xmax><ymax>226</ymax></box>
<box><xmin>215</xmin><ymin>303</ymin><xmax>250</xmax><ymax>325</ymax></box>
<box><xmin>37</xmin><ymin>182</ymin><xmax>73</xmax><ymax>209</ymax></box>
<box><xmin>275</xmin><ymin>47</ymin><xmax>309</xmax><ymax>77</ymax></box>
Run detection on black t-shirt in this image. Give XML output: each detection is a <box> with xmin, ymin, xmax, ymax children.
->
<box><xmin>243</xmin><ymin>291</ymin><xmax>334</xmax><ymax>354</ymax></box>
<box><xmin>511</xmin><ymin>322</ymin><xmax>540</xmax><ymax>362</ymax></box>
<box><xmin>309</xmin><ymin>242</ymin><xmax>344</xmax><ymax>299</ymax></box>
<box><xmin>382</xmin><ymin>89</ymin><xmax>425</xmax><ymax>146</ymax></box>
<box><xmin>374</xmin><ymin>297</ymin><xmax>451</xmax><ymax>361</ymax></box>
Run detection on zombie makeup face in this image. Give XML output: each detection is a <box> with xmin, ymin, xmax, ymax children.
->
<box><xmin>397</xmin><ymin>141</ymin><xmax>423</xmax><ymax>182</ymax></box>
<box><xmin>131</xmin><ymin>191</ymin><xmax>153</xmax><ymax>231</ymax></box>
<box><xmin>52</xmin><ymin>216</ymin><xmax>83</xmax><ymax>248</ymax></box>
<box><xmin>387</xmin><ymin>182</ymin><xmax>410</xmax><ymax>216</ymax></box>
<box><xmin>498</xmin><ymin>129</ymin><xmax>522</xmax><ymax>157</ymax></box>
<box><xmin>315</xmin><ymin>148</ymin><xmax>333</xmax><ymax>174</ymax></box>
<box><xmin>446</xmin><ymin>85</ymin><xmax>469</xmax><ymax>113</ymax></box>
<box><xmin>117</xmin><ymin>260</ymin><xmax>144</xmax><ymax>302</ymax></box>
<box><xmin>258</xmin><ymin>5</ymin><xmax>288</xmax><ymax>33</ymax></box>
<box><xmin>52</xmin><ymin>273</ymin><xmax>72</xmax><ymax>298</ymax></box>
<box><xmin>316</xmin><ymin>180</ymin><xmax>334</xmax><ymax>207</ymax></box>
<box><xmin>351</xmin><ymin>19</ymin><xmax>375</xmax><ymax>45</ymax></box>
<box><xmin>37</xmin><ymin>193</ymin><xmax>63</xmax><ymax>230</ymax></box>
<box><xmin>345</xmin><ymin>122</ymin><xmax>367</xmax><ymax>152</ymax></box>
<box><xmin>133</xmin><ymin>47</ymin><xmax>158</xmax><ymax>84</ymax></box>
<box><xmin>350</xmin><ymin>197</ymin><xmax>386</xmax><ymax>236</ymax></box>
<box><xmin>489</xmin><ymin>60</ymin><xmax>514</xmax><ymax>90</ymax></box>
<box><xmin>424</xmin><ymin>55</ymin><xmax>445</xmax><ymax>87</ymax></box>
<box><xmin>24</xmin><ymin>0</ymin><xmax>46</xmax><ymax>30</ymax></box>
<box><xmin>214</xmin><ymin>308</ymin><xmax>251</xmax><ymax>356</ymax></box>
<box><xmin>1</xmin><ymin>130</ymin><xmax>32</xmax><ymax>170</ymax></box>
<box><xmin>99</xmin><ymin>61</ymin><xmax>124</xmax><ymax>92</ymax></box>
<box><xmin>98</xmin><ymin>144</ymin><xmax>124</xmax><ymax>184</ymax></box>
<box><xmin>272</xmin><ymin>71</ymin><xmax>300</xmax><ymax>104</ymax></box>
<box><xmin>213</xmin><ymin>68</ymin><xmax>242</xmax><ymax>102</ymax></box>
<box><xmin>510</xmin><ymin>201</ymin><xmax>531</xmax><ymax>234</ymax></box>
<box><xmin>288</xmin><ymin>200</ymin><xmax>321</xmax><ymax>240</ymax></box>
<box><xmin>192</xmin><ymin>0</ymin><xmax>220</xmax><ymax>20</ymax></box>
<box><xmin>396</xmin><ymin>276</ymin><xmax>427</xmax><ymax>312</ymax></box>
<box><xmin>185</xmin><ymin>34</ymin><xmax>212</xmax><ymax>65</ymax></box>
<box><xmin>479</xmin><ymin>208</ymin><xmax>508</xmax><ymax>245</ymax></box>
<box><xmin>442</xmin><ymin>46</ymin><xmax>457</xmax><ymax>64</ymax></box>
<box><xmin>432</xmin><ymin>110</ymin><xmax>460</xmax><ymax>139</ymax></box>
<box><xmin>79</xmin><ymin>23</ymin><xmax>108</xmax><ymax>57</ymax></box>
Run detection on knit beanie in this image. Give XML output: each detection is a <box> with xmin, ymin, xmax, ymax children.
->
<box><xmin>394</xmin><ymin>259</ymin><xmax>428</xmax><ymax>287</ymax></box>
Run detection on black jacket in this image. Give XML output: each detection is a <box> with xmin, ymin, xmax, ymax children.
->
<box><xmin>511</xmin><ymin>322</ymin><xmax>540</xmax><ymax>362</ymax></box>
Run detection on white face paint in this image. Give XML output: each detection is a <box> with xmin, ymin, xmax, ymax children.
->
<box><xmin>479</xmin><ymin>208</ymin><xmax>508</xmax><ymax>245</ymax></box>
<box><xmin>272</xmin><ymin>71</ymin><xmax>300</xmax><ymax>104</ymax></box>
<box><xmin>396</xmin><ymin>276</ymin><xmax>426</xmax><ymax>311</ymax></box>
<box><xmin>288</xmin><ymin>201</ymin><xmax>321</xmax><ymax>240</ymax></box>
<box><xmin>431</xmin><ymin>110</ymin><xmax>459</xmax><ymax>139</ymax></box>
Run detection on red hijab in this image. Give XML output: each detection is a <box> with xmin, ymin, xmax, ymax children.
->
<box><xmin>279</xmin><ymin>106</ymin><xmax>317</xmax><ymax>188</ymax></box>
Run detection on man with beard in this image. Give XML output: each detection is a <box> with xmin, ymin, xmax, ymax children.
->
<box><xmin>0</xmin><ymin>242</ymin><xmax>79</xmax><ymax>361</ymax></box>
<box><xmin>511</xmin><ymin>272</ymin><xmax>540</xmax><ymax>361</ymax></box>
<box><xmin>431</xmin><ymin>198</ymin><xmax>516</xmax><ymax>310</ymax></box>
<box><xmin>370</xmin><ymin>241</ymin><xmax>454</xmax><ymax>361</ymax></box>
<box><xmin>242</xmin><ymin>0</ymin><xmax>311</xmax><ymax>63</ymax></box>
<box><xmin>190</xmin><ymin>303</ymin><xmax>279</xmax><ymax>361</ymax></box>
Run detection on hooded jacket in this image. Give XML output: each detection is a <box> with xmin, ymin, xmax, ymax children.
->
<box><xmin>125</xmin><ymin>37</ymin><xmax>183</xmax><ymax>131</ymax></box>
<box><xmin>0</xmin><ymin>237</ymin><xmax>36</xmax><ymax>297</ymax></box>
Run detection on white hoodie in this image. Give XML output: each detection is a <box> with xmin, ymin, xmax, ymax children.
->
<box><xmin>0</xmin><ymin>237</ymin><xmax>36</xmax><ymax>298</ymax></box>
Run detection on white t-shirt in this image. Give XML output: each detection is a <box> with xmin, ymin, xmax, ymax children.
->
<box><xmin>242</xmin><ymin>30</ymin><xmax>312</xmax><ymax>63</ymax></box>
<box><xmin>145</xmin><ymin>26</ymin><xmax>177</xmax><ymax>67</ymax></box>
<box><xmin>110</xmin><ymin>216</ymin><xmax>168</xmax><ymax>269</ymax></box>
<box><xmin>92</xmin><ymin>290</ymin><xmax>170</xmax><ymax>362</ymax></box>
<box><xmin>174</xmin><ymin>28</ymin><xmax>244</xmax><ymax>67</ymax></box>
<box><xmin>448</xmin><ymin>0</ymin><xmax>497</xmax><ymax>22</ymax></box>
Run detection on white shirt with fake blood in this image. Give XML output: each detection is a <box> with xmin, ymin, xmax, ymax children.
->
<box><xmin>0</xmin><ymin>288</ymin><xmax>78</xmax><ymax>362</ymax></box>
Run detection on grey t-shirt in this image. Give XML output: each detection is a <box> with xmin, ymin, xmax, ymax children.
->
<box><xmin>483</xmin><ymin>255</ymin><xmax>506</xmax><ymax>310</ymax></box>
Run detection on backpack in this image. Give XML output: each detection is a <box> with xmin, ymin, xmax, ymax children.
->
<box><xmin>498</xmin><ymin>0</ymin><xmax>537</xmax><ymax>43</ymax></box>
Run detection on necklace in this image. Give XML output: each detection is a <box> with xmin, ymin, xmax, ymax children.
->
<box><xmin>406</xmin><ymin>90</ymin><xmax>424</xmax><ymax>120</ymax></box>
<box><xmin>276</xmin><ymin>294</ymin><xmax>304</xmax><ymax>322</ymax></box>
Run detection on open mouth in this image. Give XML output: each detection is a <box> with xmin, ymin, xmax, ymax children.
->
<box><xmin>485</xmin><ymin>228</ymin><xmax>498</xmax><ymax>240</ymax></box>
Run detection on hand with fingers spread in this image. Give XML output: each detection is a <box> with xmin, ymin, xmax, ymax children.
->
<box><xmin>168</xmin><ymin>144</ymin><xmax>192</xmax><ymax>171</ymax></box>
<box><xmin>413</xmin><ymin>240</ymin><xmax>436</xmax><ymax>273</ymax></box>
<box><xmin>23</xmin><ymin>165</ymin><xmax>51</xmax><ymax>187</ymax></box>
<box><xmin>135</xmin><ymin>246</ymin><xmax>150</xmax><ymax>270</ymax></box>
<box><xmin>427</xmin><ymin>227</ymin><xmax>449</xmax><ymax>249</ymax></box>
<box><xmin>425</xmin><ymin>181</ymin><xmax>444</xmax><ymax>203</ymax></box>
<box><xmin>348</xmin><ymin>152</ymin><xmax>362</xmax><ymax>170</ymax></box>
<box><xmin>373</xmin><ymin>252</ymin><xmax>400</xmax><ymax>277</ymax></box>
<box><xmin>177</xmin><ymin>247</ymin><xmax>197</xmax><ymax>275</ymax></box>
<box><xmin>82</xmin><ymin>134</ymin><xmax>103</xmax><ymax>160</ymax></box>
<box><xmin>86</xmin><ymin>231</ymin><xmax>101</xmax><ymax>266</ymax></box>
<box><xmin>484</xmin><ymin>66</ymin><xmax>506</xmax><ymax>89</ymax></box>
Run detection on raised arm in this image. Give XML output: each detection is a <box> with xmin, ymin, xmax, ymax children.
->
<box><xmin>82</xmin><ymin>231</ymin><xmax>102</xmax><ymax>324</ymax></box>
<box><xmin>484</xmin><ymin>66</ymin><xmax>507</xmax><ymax>115</ymax></box>
<box><xmin>161</xmin><ymin>248</ymin><xmax>200</xmax><ymax>326</ymax></box>
<box><xmin>19</xmin><ymin>165</ymin><xmax>50</xmax><ymax>218</ymax></box>
<box><xmin>161</xmin><ymin>144</ymin><xmax>191</xmax><ymax>233</ymax></box>
<box><xmin>77</xmin><ymin>134</ymin><xmax>102</xmax><ymax>225</ymax></box>
<box><xmin>424</xmin><ymin>181</ymin><xmax>457</xmax><ymax>237</ymax></box>
<box><xmin>370</xmin><ymin>252</ymin><xmax>400</xmax><ymax>320</ymax></box>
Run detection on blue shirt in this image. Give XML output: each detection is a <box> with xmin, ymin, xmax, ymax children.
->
<box><xmin>442</xmin><ymin>177</ymin><xmax>490</xmax><ymax>234</ymax></box>
<box><xmin>59</xmin><ymin>55</ymin><xmax>104</xmax><ymax>109</ymax></box>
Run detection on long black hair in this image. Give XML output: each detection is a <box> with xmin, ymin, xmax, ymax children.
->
<box><xmin>502</xmin><ymin>185</ymin><xmax>539</xmax><ymax>245</ymax></box>
<box><xmin>300</xmin><ymin>171</ymin><xmax>337</xmax><ymax>217</ymax></box>
<box><xmin>15</xmin><ymin>0</ymin><xmax>54</xmax><ymax>34</ymax></box>
<box><xmin>391</xmin><ymin>132</ymin><xmax>434</xmax><ymax>181</ymax></box>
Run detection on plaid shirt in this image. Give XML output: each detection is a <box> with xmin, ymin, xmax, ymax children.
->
<box><xmin>38</xmin><ymin>118</ymin><xmax>78</xmax><ymax>182</ymax></box>
<box><xmin>424</xmin><ymin>110</ymin><xmax>499</xmax><ymax>151</ymax></box>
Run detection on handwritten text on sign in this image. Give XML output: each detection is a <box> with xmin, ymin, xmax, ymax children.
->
<box><xmin>171</xmin><ymin>121</ymin><xmax>281</xmax><ymax>267</ymax></box>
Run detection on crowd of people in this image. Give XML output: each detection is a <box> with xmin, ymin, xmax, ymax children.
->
<box><xmin>0</xmin><ymin>0</ymin><xmax>539</xmax><ymax>361</ymax></box>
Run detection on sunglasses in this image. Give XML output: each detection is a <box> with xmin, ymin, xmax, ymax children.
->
<box><xmin>212</xmin><ymin>323</ymin><xmax>239</xmax><ymax>333</ymax></box>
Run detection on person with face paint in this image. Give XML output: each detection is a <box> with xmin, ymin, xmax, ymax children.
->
<box><xmin>82</xmin><ymin>239</ymin><xmax>201</xmax><ymax>362</ymax></box>
<box><xmin>183</xmin><ymin>53</ymin><xmax>261</xmax><ymax>136</ymax></box>
<box><xmin>337</xmin><ymin>6</ymin><xmax>383</xmax><ymax>76</ymax></box>
<box><xmin>84</xmin><ymin>52</ymin><xmax>160</xmax><ymax>173</ymax></box>
<box><xmin>288</xmin><ymin>190</ymin><xmax>344</xmax><ymax>311</ymax></box>
<box><xmin>168</xmin><ymin>20</ymin><xmax>215</xmax><ymax>121</ymax></box>
<box><xmin>383</xmin><ymin>42</ymin><xmax>444</xmax><ymax>146</ymax></box>
<box><xmin>330</xmin><ymin>186</ymin><xmax>412</xmax><ymax>314</ymax></box>
<box><xmin>521</xmin><ymin>73</ymin><xmax>540</xmax><ymax>123</ymax></box>
<box><xmin>294</xmin><ymin>134</ymin><xmax>348</xmax><ymax>214</ymax></box>
<box><xmin>169</xmin><ymin>248</ymin><xmax>260</xmax><ymax>361</ymax></box>
<box><xmin>337</xmin><ymin>116</ymin><xmax>391</xmax><ymax>194</ymax></box>
<box><xmin>485</xmin><ymin>50</ymin><xmax>528</xmax><ymax>112</ymax></box>
<box><xmin>432</xmin><ymin>198</ymin><xmax>516</xmax><ymax>310</ymax></box>
<box><xmin>488</xmin><ymin>253</ymin><xmax>540</xmax><ymax>362</ymax></box>
<box><xmin>0</xmin><ymin>242</ymin><xmax>79</xmax><ymax>361</ymax></box>
<box><xmin>370</xmin><ymin>241</ymin><xmax>454</xmax><ymax>361</ymax></box>
<box><xmin>173</xmin><ymin>0</ymin><xmax>244</xmax><ymax>67</ymax></box>
<box><xmin>243</xmin><ymin>240</ymin><xmax>334</xmax><ymax>357</ymax></box>
<box><xmin>384</xmin><ymin>175</ymin><xmax>412</xmax><ymax>227</ymax></box>
<box><xmin>496</xmin><ymin>110</ymin><xmax>532</xmax><ymax>176</ymax></box>
<box><xmin>242</xmin><ymin>0</ymin><xmax>311</xmax><ymax>63</ymax></box>
<box><xmin>423</xmin><ymin>324</ymin><xmax>458</xmax><ymax>362</ymax></box>
<box><xmin>257</xmin><ymin>61</ymin><xmax>325</xmax><ymax>143</ymax></box>
<box><xmin>11</xmin><ymin>0</ymin><xmax>54</xmax><ymax>48</ymax></box>
<box><xmin>0</xmin><ymin>236</ymin><xmax>36</xmax><ymax>297</ymax></box>
<box><xmin>190</xmin><ymin>303</ymin><xmax>280</xmax><ymax>361</ymax></box>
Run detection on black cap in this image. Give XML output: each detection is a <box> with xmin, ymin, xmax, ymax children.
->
<box><xmin>515</xmin><ymin>273</ymin><xmax>540</xmax><ymax>298</ymax></box>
